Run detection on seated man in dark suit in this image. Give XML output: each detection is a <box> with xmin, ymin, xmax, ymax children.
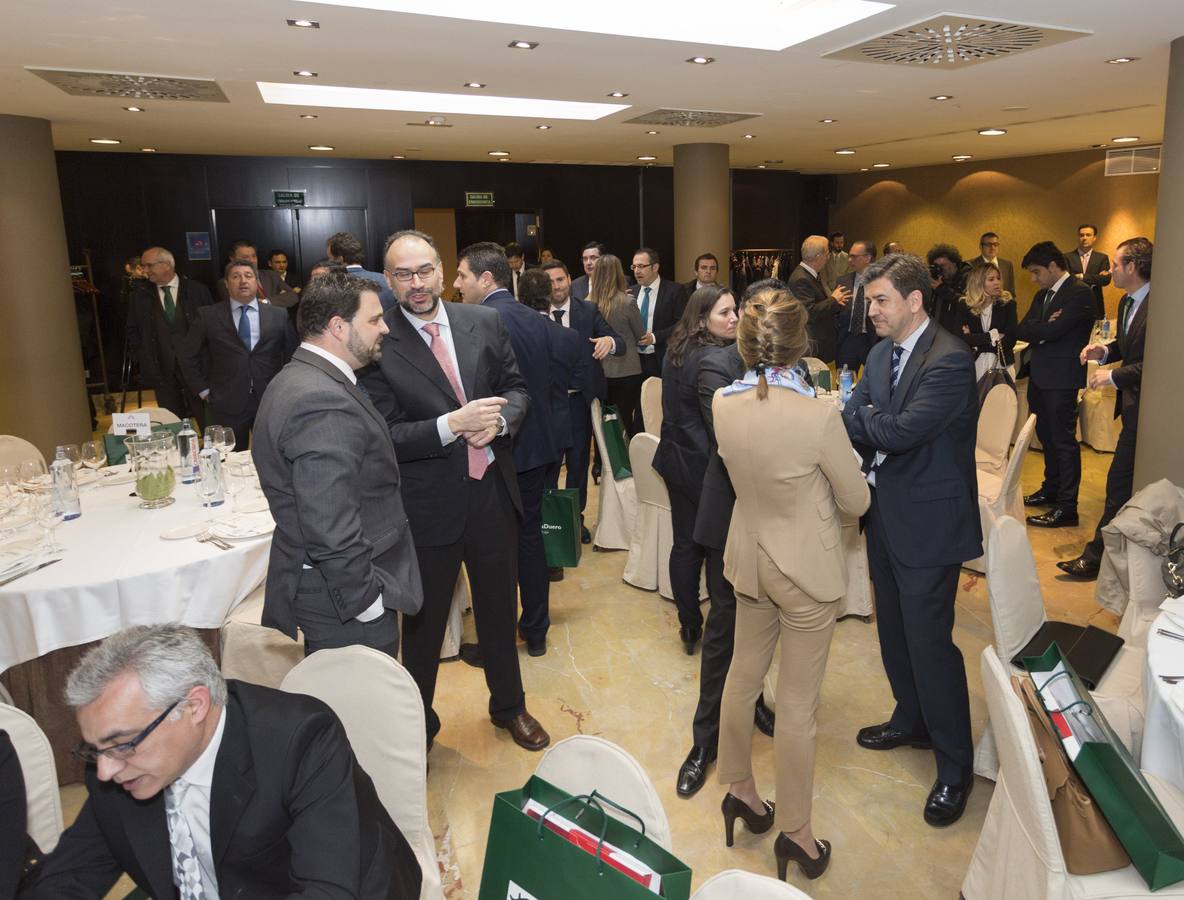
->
<box><xmin>20</xmin><ymin>623</ymin><xmax>420</xmax><ymax>899</ymax></box>
<box><xmin>181</xmin><ymin>259</ymin><xmax>299</xmax><ymax>449</ymax></box>
<box><xmin>216</xmin><ymin>240</ymin><xmax>299</xmax><ymax>310</ymax></box>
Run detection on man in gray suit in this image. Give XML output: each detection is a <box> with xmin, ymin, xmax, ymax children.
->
<box><xmin>252</xmin><ymin>273</ymin><xmax>423</xmax><ymax>655</ymax></box>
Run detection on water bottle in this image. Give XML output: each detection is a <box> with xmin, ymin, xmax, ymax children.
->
<box><xmin>50</xmin><ymin>446</ymin><xmax>82</xmax><ymax>520</ymax></box>
<box><xmin>1100</xmin><ymin>319</ymin><xmax>1111</xmax><ymax>340</ymax></box>
<box><xmin>198</xmin><ymin>447</ymin><xmax>225</xmax><ymax>507</ymax></box>
<box><xmin>839</xmin><ymin>364</ymin><xmax>854</xmax><ymax>407</ymax></box>
<box><xmin>176</xmin><ymin>418</ymin><xmax>199</xmax><ymax>484</ymax></box>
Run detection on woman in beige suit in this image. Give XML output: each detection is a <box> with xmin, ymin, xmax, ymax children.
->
<box><xmin>713</xmin><ymin>288</ymin><xmax>870</xmax><ymax>882</ymax></box>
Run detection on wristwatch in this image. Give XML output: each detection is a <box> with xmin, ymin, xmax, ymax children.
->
<box><xmin>496</xmin><ymin>414</ymin><xmax>507</xmax><ymax>436</ymax></box>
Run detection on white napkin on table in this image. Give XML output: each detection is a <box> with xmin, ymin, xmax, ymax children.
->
<box><xmin>1160</xmin><ymin>597</ymin><xmax>1184</xmax><ymax>631</ymax></box>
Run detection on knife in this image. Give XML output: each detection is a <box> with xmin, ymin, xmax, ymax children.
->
<box><xmin>0</xmin><ymin>558</ymin><xmax>62</xmax><ymax>588</ymax></box>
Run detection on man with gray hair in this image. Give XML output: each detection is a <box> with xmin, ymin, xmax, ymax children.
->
<box><xmin>21</xmin><ymin>624</ymin><xmax>421</xmax><ymax>899</ymax></box>
<box><xmin>787</xmin><ymin>234</ymin><xmax>851</xmax><ymax>363</ymax></box>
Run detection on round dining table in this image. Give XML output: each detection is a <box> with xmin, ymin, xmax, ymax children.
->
<box><xmin>1142</xmin><ymin>606</ymin><xmax>1184</xmax><ymax>794</ymax></box>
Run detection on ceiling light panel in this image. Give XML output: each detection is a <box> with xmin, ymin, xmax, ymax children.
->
<box><xmin>258</xmin><ymin>82</ymin><xmax>629</xmax><ymax>120</ymax></box>
<box><xmin>295</xmin><ymin>0</ymin><xmax>894</xmax><ymax>51</ymax></box>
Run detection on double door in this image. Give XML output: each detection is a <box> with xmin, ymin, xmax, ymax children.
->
<box><xmin>211</xmin><ymin>207</ymin><xmax>370</xmax><ymax>283</ymax></box>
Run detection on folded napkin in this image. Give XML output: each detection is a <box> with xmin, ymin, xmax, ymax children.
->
<box><xmin>0</xmin><ymin>537</ymin><xmax>40</xmax><ymax>577</ymax></box>
<box><xmin>211</xmin><ymin>512</ymin><xmax>275</xmax><ymax>540</ymax></box>
<box><xmin>1161</xmin><ymin>597</ymin><xmax>1184</xmax><ymax>631</ymax></box>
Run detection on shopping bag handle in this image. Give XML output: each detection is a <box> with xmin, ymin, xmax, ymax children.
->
<box><xmin>535</xmin><ymin>790</ymin><xmax>648</xmax><ymax>872</ymax></box>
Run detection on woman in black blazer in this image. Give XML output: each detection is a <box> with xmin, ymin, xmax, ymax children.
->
<box><xmin>653</xmin><ymin>285</ymin><xmax>739</xmax><ymax>653</ymax></box>
<box><xmin>952</xmin><ymin>262</ymin><xmax>1018</xmax><ymax>381</ymax></box>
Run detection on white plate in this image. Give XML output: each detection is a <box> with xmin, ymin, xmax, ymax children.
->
<box><xmin>160</xmin><ymin>521</ymin><xmax>211</xmax><ymax>541</ymax></box>
<box><xmin>210</xmin><ymin>514</ymin><xmax>274</xmax><ymax>541</ymax></box>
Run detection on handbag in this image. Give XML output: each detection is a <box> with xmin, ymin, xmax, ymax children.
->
<box><xmin>1163</xmin><ymin>523</ymin><xmax>1184</xmax><ymax>598</ymax></box>
<box><xmin>542</xmin><ymin>488</ymin><xmax>582</xmax><ymax>568</ymax></box>
<box><xmin>599</xmin><ymin>404</ymin><xmax>633</xmax><ymax>480</ymax></box>
<box><xmin>976</xmin><ymin>341</ymin><xmax>1016</xmax><ymax>407</ymax></box>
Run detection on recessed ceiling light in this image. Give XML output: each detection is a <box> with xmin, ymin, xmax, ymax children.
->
<box><xmin>819</xmin><ymin>118</ymin><xmax>836</xmax><ymax>124</ymax></box>
<box><xmin>1107</xmin><ymin>56</ymin><xmax>1138</xmax><ymax>64</ymax></box>
<box><xmin>860</xmin><ymin>167</ymin><xmax>869</xmax><ymax>171</ymax></box>
<box><xmin>123</xmin><ymin>106</ymin><xmax>143</xmax><ymax>112</ymax></box>
<box><xmin>299</xmin><ymin>113</ymin><xmax>319</xmax><ymax>119</ymax></box>
<box><xmin>89</xmin><ymin>138</ymin><xmax>120</xmax><ymax>144</ymax></box>
<box><xmin>498</xmin><ymin>158</ymin><xmax>511</xmax><ymax>162</ymax></box>
<box><xmin>872</xmin><ymin>162</ymin><xmax>890</xmax><ymax>168</ymax></box>
<box><xmin>1091</xmin><ymin>143</ymin><xmax>1108</xmax><ymax>149</ymax></box>
<box><xmin>464</xmin><ymin>82</ymin><xmax>486</xmax><ymax>88</ymax></box>
<box><xmin>140</xmin><ymin>147</ymin><xmax>157</xmax><ymax>153</ymax></box>
<box><xmin>294</xmin><ymin>70</ymin><xmax>318</xmax><ymax>77</ymax></box>
<box><xmin>743</xmin><ymin>133</ymin><xmax>755</xmax><ymax>139</ymax></box>
<box><xmin>309</xmin><ymin>144</ymin><xmax>334</xmax><ymax>150</ymax></box>
<box><xmin>834</xmin><ymin>148</ymin><xmax>856</xmax><ymax>155</ymax></box>
<box><xmin>509</xmin><ymin>40</ymin><xmax>538</xmax><ymax>50</ymax></box>
<box><xmin>952</xmin><ymin>154</ymin><xmax>973</xmax><ymax>161</ymax></box>
<box><xmin>287</xmin><ymin>18</ymin><xmax>319</xmax><ymax>27</ymax></box>
<box><xmin>535</xmin><ymin>124</ymin><xmax>551</xmax><ymax>130</ymax></box>
<box><xmin>687</xmin><ymin>56</ymin><xmax>714</xmax><ymax>64</ymax></box>
<box><xmin>392</xmin><ymin>155</ymin><xmax>406</xmax><ymax>159</ymax></box>
<box><xmin>259</xmin><ymin>82</ymin><xmax>628</xmax><ymax>120</ymax></box>
<box><xmin>646</xmin><ymin>130</ymin><xmax>658</xmax><ymax>135</ymax></box>
<box><xmin>608</xmin><ymin>91</ymin><xmax>628</xmax><ymax>98</ymax></box>
<box><xmin>978</xmin><ymin>127</ymin><xmax>1007</xmax><ymax>136</ymax></box>
<box><xmin>637</xmin><ymin>155</ymin><xmax>657</xmax><ymax>161</ymax></box>
<box><xmin>488</xmin><ymin>150</ymin><xmax>511</xmax><ymax>156</ymax></box>
<box><xmin>756</xmin><ymin>164</ymin><xmax>767</xmax><ymax>169</ymax></box>
<box><xmin>930</xmin><ymin>95</ymin><xmax>953</xmax><ymax>101</ymax></box>
<box><xmin>1112</xmin><ymin>135</ymin><xmax>1140</xmax><ymax>143</ymax></box>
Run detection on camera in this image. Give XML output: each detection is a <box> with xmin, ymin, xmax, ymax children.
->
<box><xmin>929</xmin><ymin>264</ymin><xmax>944</xmax><ymax>281</ymax></box>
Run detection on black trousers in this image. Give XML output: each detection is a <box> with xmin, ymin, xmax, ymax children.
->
<box><xmin>1082</xmin><ymin>405</ymin><xmax>1139</xmax><ymax>564</ymax></box>
<box><xmin>668</xmin><ymin>485</ymin><xmax>706</xmax><ymax>630</ymax></box>
<box><xmin>561</xmin><ymin>397</ymin><xmax>592</xmax><ymax>512</ymax></box>
<box><xmin>606</xmin><ymin>373</ymin><xmax>644</xmax><ymax>439</ymax></box>
<box><xmin>401</xmin><ymin>472</ymin><xmax>524</xmax><ymax>741</ymax></box>
<box><xmin>152</xmin><ymin>369</ymin><xmax>202</xmax><ymax>429</ymax></box>
<box><xmin>1028</xmin><ymin>382</ymin><xmax>1081</xmax><ymax>510</ymax></box>
<box><xmin>517</xmin><ymin>463</ymin><xmax>550</xmax><ymax>643</ymax></box>
<box><xmin>866</xmin><ymin>491</ymin><xmax>973</xmax><ymax>785</ymax></box>
<box><xmin>692</xmin><ymin>548</ymin><xmax>738</xmax><ymax>750</ymax></box>
<box><xmin>209</xmin><ymin>395</ymin><xmax>258</xmax><ymax>452</ymax></box>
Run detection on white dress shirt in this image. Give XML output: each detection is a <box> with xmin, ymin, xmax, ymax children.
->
<box><xmin>636</xmin><ymin>277</ymin><xmax>660</xmax><ymax>354</ymax></box>
<box><xmin>166</xmin><ymin>707</ymin><xmax>226</xmax><ymax>899</ymax></box>
<box><xmin>868</xmin><ymin>316</ymin><xmax>930</xmax><ymax>485</ymax></box>
<box><xmin>1100</xmin><ymin>281</ymin><xmax>1150</xmax><ymax>381</ymax></box>
<box><xmin>157</xmin><ymin>275</ymin><xmax>181</xmax><ymax>313</ymax></box>
<box><xmin>800</xmin><ymin>261</ymin><xmax>822</xmax><ymax>279</ymax></box>
<box><xmin>550</xmin><ymin>299</ymin><xmax>572</xmax><ymax>328</ymax></box>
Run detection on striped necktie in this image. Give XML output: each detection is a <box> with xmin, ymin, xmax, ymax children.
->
<box><xmin>889</xmin><ymin>344</ymin><xmax>904</xmax><ymax>396</ymax></box>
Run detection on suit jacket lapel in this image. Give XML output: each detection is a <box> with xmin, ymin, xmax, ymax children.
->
<box><xmin>292</xmin><ymin>349</ymin><xmax>388</xmax><ymax>436</ymax></box>
<box><xmin>452</xmin><ymin>309</ymin><xmax>480</xmax><ymax>400</ymax></box>
<box><xmin>890</xmin><ymin>320</ymin><xmax>935</xmax><ymax>412</ymax></box>
<box><xmin>1122</xmin><ymin>293</ymin><xmax>1149</xmax><ymax>354</ymax></box>
<box><xmin>868</xmin><ymin>337</ymin><xmax>891</xmax><ymax>410</ymax></box>
<box><xmin>386</xmin><ymin>308</ymin><xmax>460</xmax><ymax>403</ymax></box>
<box><xmin>122</xmin><ymin>791</ymin><xmax>175</xmax><ymax>898</ymax></box>
<box><xmin>210</xmin><ymin>699</ymin><xmax>256</xmax><ymax>867</ymax></box>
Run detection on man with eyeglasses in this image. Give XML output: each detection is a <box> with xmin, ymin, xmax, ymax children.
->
<box><xmin>21</xmin><ymin>623</ymin><xmax>421</xmax><ymax>899</ymax></box>
<box><xmin>968</xmin><ymin>232</ymin><xmax>1016</xmax><ymax>296</ymax></box>
<box><xmin>628</xmin><ymin>247</ymin><xmax>689</xmax><ymax>386</ymax></box>
<box><xmin>834</xmin><ymin>240</ymin><xmax>880</xmax><ymax>371</ymax></box>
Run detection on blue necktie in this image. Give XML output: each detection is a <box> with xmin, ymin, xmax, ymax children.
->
<box><xmin>639</xmin><ymin>287</ymin><xmax>652</xmax><ymax>342</ymax></box>
<box><xmin>237</xmin><ymin>304</ymin><xmax>252</xmax><ymax>351</ymax></box>
<box><xmin>889</xmin><ymin>344</ymin><xmax>904</xmax><ymax>396</ymax></box>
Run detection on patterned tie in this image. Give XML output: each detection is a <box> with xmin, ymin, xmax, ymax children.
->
<box><xmin>423</xmin><ymin>322</ymin><xmax>488</xmax><ymax>480</ymax></box>
<box><xmin>552</xmin><ymin>309</ymin><xmax>565</xmax><ymax>324</ymax></box>
<box><xmin>1119</xmin><ymin>294</ymin><xmax>1133</xmax><ymax>336</ymax></box>
<box><xmin>164</xmin><ymin>780</ymin><xmax>205</xmax><ymax>899</ymax></box>
<box><xmin>162</xmin><ymin>285</ymin><xmax>176</xmax><ymax>323</ymax></box>
<box><xmin>1042</xmin><ymin>287</ymin><xmax>1057</xmax><ymax>318</ymax></box>
<box><xmin>237</xmin><ymin>304</ymin><xmax>253</xmax><ymax>351</ymax></box>
<box><xmin>639</xmin><ymin>287</ymin><xmax>652</xmax><ymax>350</ymax></box>
<box><xmin>850</xmin><ymin>282</ymin><xmax>866</xmax><ymax>334</ymax></box>
<box><xmin>889</xmin><ymin>344</ymin><xmax>905</xmax><ymax>396</ymax></box>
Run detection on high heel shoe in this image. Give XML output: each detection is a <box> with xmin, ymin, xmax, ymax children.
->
<box><xmin>721</xmin><ymin>793</ymin><xmax>775</xmax><ymax>847</ymax></box>
<box><xmin>775</xmin><ymin>832</ymin><xmax>831</xmax><ymax>881</ymax></box>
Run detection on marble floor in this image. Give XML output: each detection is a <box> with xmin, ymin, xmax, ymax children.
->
<box><xmin>61</xmin><ymin>443</ymin><xmax>1119</xmax><ymax>899</ymax></box>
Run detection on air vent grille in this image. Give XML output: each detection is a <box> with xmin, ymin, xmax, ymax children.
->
<box><xmin>1105</xmin><ymin>146</ymin><xmax>1162</xmax><ymax>176</ymax></box>
<box><xmin>26</xmin><ymin>67</ymin><xmax>228</xmax><ymax>102</ymax></box>
<box><xmin>624</xmin><ymin>109</ymin><xmax>759</xmax><ymax>128</ymax></box>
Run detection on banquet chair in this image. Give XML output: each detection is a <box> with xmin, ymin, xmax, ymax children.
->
<box><xmin>692</xmin><ymin>869</ymin><xmax>815</xmax><ymax>899</ymax></box>
<box><xmin>589</xmin><ymin>398</ymin><xmax>638</xmax><ymax>551</ymax></box>
<box><xmin>800</xmin><ymin>356</ymin><xmax>830</xmax><ymax>390</ymax></box>
<box><xmin>440</xmin><ymin>565</ymin><xmax>472</xmax><ymax>660</ymax></box>
<box><xmin>104</xmin><ymin>406</ymin><xmax>180</xmax><ymax>432</ymax></box>
<box><xmin>1115</xmin><ymin>541</ymin><xmax>1175</xmax><ymax>649</ymax></box>
<box><xmin>966</xmin><ymin>413</ymin><xmax>1035</xmax><ymax>573</ymax></box>
<box><xmin>976</xmin><ymin>383</ymin><xmax>1018</xmax><ymax>478</ymax></box>
<box><xmin>623</xmin><ymin>433</ymin><xmax>673</xmax><ymax>597</ymax></box>
<box><xmin>0</xmin><ymin>702</ymin><xmax>64</xmax><ymax>855</ymax></box>
<box><xmin>962</xmin><ymin>648</ymin><xmax>1184</xmax><ymax>900</ymax></box>
<box><xmin>0</xmin><ymin>435</ymin><xmax>45</xmax><ymax>469</ymax></box>
<box><xmin>281</xmin><ymin>646</ymin><xmax>442</xmax><ymax>900</ymax></box>
<box><xmin>534</xmin><ymin>735</ymin><xmax>672</xmax><ymax>851</ymax></box>
<box><xmin>640</xmin><ymin>376</ymin><xmax>663</xmax><ymax>435</ymax></box>
<box><xmin>1079</xmin><ymin>359</ymin><xmax>1122</xmax><ymax>452</ymax></box>
<box><xmin>219</xmin><ymin>581</ymin><xmax>305</xmax><ymax>689</ymax></box>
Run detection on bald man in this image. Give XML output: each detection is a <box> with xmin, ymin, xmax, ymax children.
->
<box><xmin>787</xmin><ymin>235</ymin><xmax>851</xmax><ymax>363</ymax></box>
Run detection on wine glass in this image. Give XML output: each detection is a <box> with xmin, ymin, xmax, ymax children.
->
<box><xmin>31</xmin><ymin>492</ymin><xmax>65</xmax><ymax>554</ymax></box>
<box><xmin>204</xmin><ymin>426</ymin><xmax>229</xmax><ymax>461</ymax></box>
<box><xmin>81</xmin><ymin>440</ymin><xmax>107</xmax><ymax>472</ymax></box>
<box><xmin>58</xmin><ymin>444</ymin><xmax>82</xmax><ymax>471</ymax></box>
<box><xmin>19</xmin><ymin>459</ymin><xmax>47</xmax><ymax>491</ymax></box>
<box><xmin>218</xmin><ymin>426</ymin><xmax>237</xmax><ymax>459</ymax></box>
<box><xmin>0</xmin><ymin>466</ymin><xmax>19</xmax><ymax>523</ymax></box>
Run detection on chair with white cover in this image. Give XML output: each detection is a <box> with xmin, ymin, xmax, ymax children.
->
<box><xmin>961</xmin><ymin>647</ymin><xmax>1184</xmax><ymax>900</ymax></box>
<box><xmin>281</xmin><ymin>646</ymin><xmax>442</xmax><ymax>900</ymax></box>
<box><xmin>105</xmin><ymin>406</ymin><xmax>181</xmax><ymax>432</ymax></box>
<box><xmin>219</xmin><ymin>580</ymin><xmax>305</xmax><ymax>689</ymax></box>
<box><xmin>0</xmin><ymin>435</ymin><xmax>45</xmax><ymax>469</ymax></box>
<box><xmin>589</xmin><ymin>398</ymin><xmax>638</xmax><ymax>551</ymax></box>
<box><xmin>440</xmin><ymin>565</ymin><xmax>472</xmax><ymax>659</ymax></box>
<box><xmin>692</xmin><ymin>869</ymin><xmax>815</xmax><ymax>899</ymax></box>
<box><xmin>0</xmin><ymin>702</ymin><xmax>64</xmax><ymax>855</ymax></box>
<box><xmin>1116</xmin><ymin>541</ymin><xmax>1174</xmax><ymax>650</ymax></box>
<box><xmin>966</xmin><ymin>413</ymin><xmax>1035</xmax><ymax>573</ymax></box>
<box><xmin>977</xmin><ymin>383</ymin><xmax>1019</xmax><ymax>478</ymax></box>
<box><xmin>640</xmin><ymin>376</ymin><xmax>663</xmax><ymax>435</ymax></box>
<box><xmin>534</xmin><ymin>735</ymin><xmax>672</xmax><ymax>852</ymax></box>
<box><xmin>800</xmin><ymin>356</ymin><xmax>830</xmax><ymax>390</ymax></box>
<box><xmin>1079</xmin><ymin>360</ymin><xmax>1122</xmax><ymax>453</ymax></box>
<box><xmin>623</xmin><ymin>433</ymin><xmax>673</xmax><ymax>596</ymax></box>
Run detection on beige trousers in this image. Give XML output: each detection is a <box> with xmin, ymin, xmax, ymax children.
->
<box><xmin>717</xmin><ymin>547</ymin><xmax>838</xmax><ymax>833</ymax></box>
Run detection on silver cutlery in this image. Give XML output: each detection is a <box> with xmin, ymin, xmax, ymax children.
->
<box><xmin>197</xmin><ymin>531</ymin><xmax>232</xmax><ymax>551</ymax></box>
<box><xmin>1157</xmin><ymin>628</ymin><xmax>1184</xmax><ymax>642</ymax></box>
<box><xmin>0</xmin><ymin>558</ymin><xmax>62</xmax><ymax>587</ymax></box>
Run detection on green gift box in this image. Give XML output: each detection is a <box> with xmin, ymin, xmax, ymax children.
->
<box><xmin>104</xmin><ymin>421</ymin><xmax>186</xmax><ymax>466</ymax></box>
<box><xmin>1023</xmin><ymin>642</ymin><xmax>1184</xmax><ymax>890</ymax></box>
<box><xmin>542</xmin><ymin>488</ymin><xmax>581</xmax><ymax>568</ymax></box>
<box><xmin>478</xmin><ymin>775</ymin><xmax>691</xmax><ymax>900</ymax></box>
<box><xmin>600</xmin><ymin>404</ymin><xmax>632</xmax><ymax>481</ymax></box>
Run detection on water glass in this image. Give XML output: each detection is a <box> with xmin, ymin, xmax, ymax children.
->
<box><xmin>19</xmin><ymin>459</ymin><xmax>47</xmax><ymax>491</ymax></box>
<box><xmin>58</xmin><ymin>444</ymin><xmax>82</xmax><ymax>471</ymax></box>
<box><xmin>81</xmin><ymin>440</ymin><xmax>107</xmax><ymax>471</ymax></box>
<box><xmin>32</xmin><ymin>492</ymin><xmax>65</xmax><ymax>554</ymax></box>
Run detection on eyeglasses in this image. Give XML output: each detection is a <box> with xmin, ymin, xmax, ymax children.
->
<box><xmin>72</xmin><ymin>700</ymin><xmax>180</xmax><ymax>763</ymax></box>
<box><xmin>387</xmin><ymin>264</ymin><xmax>438</xmax><ymax>283</ymax></box>
<box><xmin>980</xmin><ymin>241</ymin><xmax>1000</xmax><ymax>248</ymax></box>
<box><xmin>630</xmin><ymin>262</ymin><xmax>655</xmax><ymax>270</ymax></box>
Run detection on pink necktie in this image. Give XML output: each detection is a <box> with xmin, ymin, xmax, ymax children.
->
<box><xmin>423</xmin><ymin>322</ymin><xmax>488</xmax><ymax>480</ymax></box>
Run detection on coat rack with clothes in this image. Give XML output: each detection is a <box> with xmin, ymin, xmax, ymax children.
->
<box><xmin>730</xmin><ymin>248</ymin><xmax>793</xmax><ymax>297</ymax></box>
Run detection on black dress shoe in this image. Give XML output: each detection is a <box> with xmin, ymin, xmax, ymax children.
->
<box><xmin>1057</xmin><ymin>556</ymin><xmax>1101</xmax><ymax>579</ymax></box>
<box><xmin>1027</xmin><ymin>507</ymin><xmax>1079</xmax><ymax>528</ymax></box>
<box><xmin>526</xmin><ymin>639</ymin><xmax>546</xmax><ymax>657</ymax></box>
<box><xmin>679</xmin><ymin>625</ymin><xmax>703</xmax><ymax>655</ymax></box>
<box><xmin>458</xmin><ymin>642</ymin><xmax>484</xmax><ymax>668</ymax></box>
<box><xmin>581</xmin><ymin>525</ymin><xmax>592</xmax><ymax>544</ymax></box>
<box><xmin>923</xmin><ymin>778</ymin><xmax>973</xmax><ymax>827</ymax></box>
<box><xmin>548</xmin><ymin>566</ymin><xmax>565</xmax><ymax>582</ymax></box>
<box><xmin>856</xmin><ymin>722</ymin><xmax>932</xmax><ymax>751</ymax></box>
<box><xmin>676</xmin><ymin>746</ymin><xmax>716</xmax><ymax>797</ymax></box>
<box><xmin>1023</xmin><ymin>490</ymin><xmax>1053</xmax><ymax>506</ymax></box>
<box><xmin>754</xmin><ymin>696</ymin><xmax>775</xmax><ymax>738</ymax></box>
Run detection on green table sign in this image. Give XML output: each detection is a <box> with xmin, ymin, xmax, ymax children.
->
<box><xmin>273</xmin><ymin>190</ymin><xmax>306</xmax><ymax>208</ymax></box>
<box><xmin>465</xmin><ymin>191</ymin><xmax>495</xmax><ymax>207</ymax></box>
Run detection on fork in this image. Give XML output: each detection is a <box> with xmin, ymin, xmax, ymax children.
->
<box><xmin>1161</xmin><ymin>675</ymin><xmax>1184</xmax><ymax>684</ymax></box>
<box><xmin>197</xmin><ymin>530</ymin><xmax>232</xmax><ymax>551</ymax></box>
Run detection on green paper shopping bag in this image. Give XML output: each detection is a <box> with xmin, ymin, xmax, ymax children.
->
<box><xmin>600</xmin><ymin>404</ymin><xmax>632</xmax><ymax>480</ymax></box>
<box><xmin>541</xmin><ymin>488</ymin><xmax>581</xmax><ymax>568</ymax></box>
<box><xmin>478</xmin><ymin>775</ymin><xmax>691</xmax><ymax>899</ymax></box>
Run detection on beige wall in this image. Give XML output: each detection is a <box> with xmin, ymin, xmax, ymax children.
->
<box><xmin>830</xmin><ymin>149</ymin><xmax>1159</xmax><ymax>318</ymax></box>
<box><xmin>412</xmin><ymin>208</ymin><xmax>459</xmax><ymax>299</ymax></box>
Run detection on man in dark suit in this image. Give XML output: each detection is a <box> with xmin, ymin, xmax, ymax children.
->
<box><xmin>1016</xmin><ymin>241</ymin><xmax>1097</xmax><ymax>528</ymax></box>
<box><xmin>1059</xmin><ymin>237</ymin><xmax>1153</xmax><ymax>579</ymax></box>
<box><xmin>968</xmin><ymin>232</ymin><xmax>1016</xmax><ymax>296</ymax></box>
<box><xmin>180</xmin><ymin>260</ymin><xmax>298</xmax><ymax>450</ymax></box>
<box><xmin>788</xmin><ymin>234</ymin><xmax>850</xmax><ymax>364</ymax></box>
<box><xmin>328</xmin><ymin>230</ymin><xmax>396</xmax><ymax>312</ymax></box>
<box><xmin>215</xmin><ymin>240</ymin><xmax>299</xmax><ymax>310</ymax></box>
<box><xmin>253</xmin><ymin>273</ymin><xmax>423</xmax><ymax>655</ymax></box>
<box><xmin>1065</xmin><ymin>224</ymin><xmax>1111</xmax><ymax>319</ymax></box>
<box><xmin>835</xmin><ymin>240</ymin><xmax>880</xmax><ymax>371</ymax></box>
<box><xmin>126</xmin><ymin>246</ymin><xmax>215</xmax><ymax>423</ymax></box>
<box><xmin>454</xmin><ymin>242</ymin><xmax>561</xmax><ymax>657</ymax></box>
<box><xmin>683</xmin><ymin>252</ymin><xmax>720</xmax><ymax>296</ymax></box>
<box><xmin>267</xmin><ymin>248</ymin><xmax>300</xmax><ymax>294</ymax></box>
<box><xmin>21</xmin><ymin>624</ymin><xmax>420</xmax><ymax>899</ymax></box>
<box><xmin>569</xmin><ymin>241</ymin><xmax>604</xmax><ymax>301</ymax></box>
<box><xmin>629</xmin><ymin>247</ymin><xmax>688</xmax><ymax>380</ymax></box>
<box><xmin>542</xmin><ymin>260</ymin><xmax>623</xmax><ymax>537</ymax></box>
<box><xmin>360</xmin><ymin>230</ymin><xmax>550</xmax><ymax>753</ymax></box>
<box><xmin>842</xmin><ymin>253</ymin><xmax>982</xmax><ymax>827</ymax></box>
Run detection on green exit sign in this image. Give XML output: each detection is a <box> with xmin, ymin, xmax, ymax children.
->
<box><xmin>273</xmin><ymin>190</ymin><xmax>306</xmax><ymax>208</ymax></box>
<box><xmin>465</xmin><ymin>191</ymin><xmax>495</xmax><ymax>207</ymax></box>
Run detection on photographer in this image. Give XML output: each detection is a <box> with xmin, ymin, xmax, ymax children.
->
<box><xmin>927</xmin><ymin>244</ymin><xmax>971</xmax><ymax>333</ymax></box>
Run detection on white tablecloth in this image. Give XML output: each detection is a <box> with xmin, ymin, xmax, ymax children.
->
<box><xmin>1141</xmin><ymin>607</ymin><xmax>1184</xmax><ymax>792</ymax></box>
<box><xmin>0</xmin><ymin>475</ymin><xmax>269</xmax><ymax>674</ymax></box>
